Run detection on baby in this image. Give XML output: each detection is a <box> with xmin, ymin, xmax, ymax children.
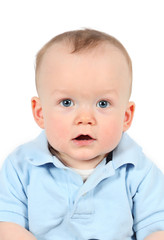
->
<box><xmin>0</xmin><ymin>29</ymin><xmax>164</xmax><ymax>240</ymax></box>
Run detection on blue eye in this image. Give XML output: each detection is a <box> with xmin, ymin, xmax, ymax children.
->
<box><xmin>97</xmin><ymin>100</ymin><xmax>110</xmax><ymax>108</ymax></box>
<box><xmin>60</xmin><ymin>99</ymin><xmax>73</xmax><ymax>107</ymax></box>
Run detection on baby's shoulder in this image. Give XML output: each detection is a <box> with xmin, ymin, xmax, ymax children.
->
<box><xmin>2</xmin><ymin>131</ymin><xmax>49</xmax><ymax>171</ymax></box>
<box><xmin>124</xmin><ymin>136</ymin><xmax>164</xmax><ymax>198</ymax></box>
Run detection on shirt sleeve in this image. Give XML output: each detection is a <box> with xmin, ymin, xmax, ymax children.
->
<box><xmin>132</xmin><ymin>162</ymin><xmax>164</xmax><ymax>239</ymax></box>
<box><xmin>0</xmin><ymin>155</ymin><xmax>28</xmax><ymax>229</ymax></box>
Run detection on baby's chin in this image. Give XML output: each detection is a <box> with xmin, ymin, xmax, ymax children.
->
<box><xmin>56</xmin><ymin>150</ymin><xmax>107</xmax><ymax>169</ymax></box>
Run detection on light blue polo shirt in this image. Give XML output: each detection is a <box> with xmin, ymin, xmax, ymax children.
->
<box><xmin>0</xmin><ymin>131</ymin><xmax>164</xmax><ymax>240</ymax></box>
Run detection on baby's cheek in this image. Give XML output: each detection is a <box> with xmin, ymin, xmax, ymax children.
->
<box><xmin>45</xmin><ymin>117</ymin><xmax>70</xmax><ymax>151</ymax></box>
<box><xmin>101</xmin><ymin>121</ymin><xmax>123</xmax><ymax>148</ymax></box>
<box><xmin>50</xmin><ymin>117</ymin><xmax>70</xmax><ymax>139</ymax></box>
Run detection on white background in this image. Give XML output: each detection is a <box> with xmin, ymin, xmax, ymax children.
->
<box><xmin>0</xmin><ymin>0</ymin><xmax>164</xmax><ymax>172</ymax></box>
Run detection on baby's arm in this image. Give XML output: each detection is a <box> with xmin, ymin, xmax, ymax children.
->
<box><xmin>0</xmin><ymin>222</ymin><xmax>36</xmax><ymax>240</ymax></box>
<box><xmin>144</xmin><ymin>231</ymin><xmax>164</xmax><ymax>240</ymax></box>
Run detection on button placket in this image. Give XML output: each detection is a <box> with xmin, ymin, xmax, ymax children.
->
<box><xmin>71</xmin><ymin>189</ymin><xmax>94</xmax><ymax>218</ymax></box>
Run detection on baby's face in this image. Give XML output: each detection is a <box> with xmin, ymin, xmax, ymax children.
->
<box><xmin>32</xmin><ymin>43</ymin><xmax>134</xmax><ymax>169</ymax></box>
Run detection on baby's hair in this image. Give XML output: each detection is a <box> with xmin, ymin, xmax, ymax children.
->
<box><xmin>35</xmin><ymin>28</ymin><xmax>132</xmax><ymax>92</ymax></box>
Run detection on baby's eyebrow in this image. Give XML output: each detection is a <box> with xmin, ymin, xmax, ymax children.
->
<box><xmin>51</xmin><ymin>89</ymin><xmax>71</xmax><ymax>96</ymax></box>
<box><xmin>99</xmin><ymin>89</ymin><xmax>117</xmax><ymax>94</ymax></box>
<box><xmin>51</xmin><ymin>89</ymin><xmax>118</xmax><ymax>97</ymax></box>
<box><xmin>94</xmin><ymin>89</ymin><xmax>118</xmax><ymax>97</ymax></box>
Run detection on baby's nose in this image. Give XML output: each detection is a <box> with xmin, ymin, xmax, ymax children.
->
<box><xmin>74</xmin><ymin>111</ymin><xmax>96</xmax><ymax>125</ymax></box>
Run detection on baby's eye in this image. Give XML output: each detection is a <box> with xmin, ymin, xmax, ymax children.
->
<box><xmin>60</xmin><ymin>99</ymin><xmax>73</xmax><ymax>107</ymax></box>
<box><xmin>97</xmin><ymin>100</ymin><xmax>110</xmax><ymax>108</ymax></box>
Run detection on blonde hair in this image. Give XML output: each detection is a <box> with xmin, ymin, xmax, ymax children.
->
<box><xmin>35</xmin><ymin>28</ymin><xmax>132</xmax><ymax>92</ymax></box>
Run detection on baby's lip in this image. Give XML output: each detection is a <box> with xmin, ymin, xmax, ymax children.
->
<box><xmin>73</xmin><ymin>134</ymin><xmax>96</xmax><ymax>140</ymax></box>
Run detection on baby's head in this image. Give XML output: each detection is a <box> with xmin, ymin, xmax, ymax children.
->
<box><xmin>32</xmin><ymin>29</ymin><xmax>135</xmax><ymax>169</ymax></box>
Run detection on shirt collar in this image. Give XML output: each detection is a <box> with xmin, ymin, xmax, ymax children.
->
<box><xmin>24</xmin><ymin>131</ymin><xmax>141</xmax><ymax>168</ymax></box>
<box><xmin>24</xmin><ymin>131</ymin><xmax>54</xmax><ymax>166</ymax></box>
<box><xmin>112</xmin><ymin>133</ymin><xmax>141</xmax><ymax>169</ymax></box>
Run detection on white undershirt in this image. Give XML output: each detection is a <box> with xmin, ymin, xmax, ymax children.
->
<box><xmin>71</xmin><ymin>168</ymin><xmax>95</xmax><ymax>182</ymax></box>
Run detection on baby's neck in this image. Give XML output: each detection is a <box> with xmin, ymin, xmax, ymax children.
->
<box><xmin>48</xmin><ymin>142</ymin><xmax>106</xmax><ymax>170</ymax></box>
<box><xmin>70</xmin><ymin>167</ymin><xmax>95</xmax><ymax>182</ymax></box>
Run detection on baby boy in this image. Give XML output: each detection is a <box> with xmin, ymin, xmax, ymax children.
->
<box><xmin>0</xmin><ymin>29</ymin><xmax>164</xmax><ymax>240</ymax></box>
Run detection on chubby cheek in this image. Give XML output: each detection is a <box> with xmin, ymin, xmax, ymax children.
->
<box><xmin>44</xmin><ymin>115</ymin><xmax>71</xmax><ymax>150</ymax></box>
<box><xmin>99</xmin><ymin>117</ymin><xmax>124</xmax><ymax>151</ymax></box>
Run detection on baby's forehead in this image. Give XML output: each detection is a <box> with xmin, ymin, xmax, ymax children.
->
<box><xmin>46</xmin><ymin>41</ymin><xmax>124</xmax><ymax>57</ymax></box>
<box><xmin>41</xmin><ymin>41</ymin><xmax>129</xmax><ymax>70</ymax></box>
<box><xmin>40</xmin><ymin>43</ymin><xmax>128</xmax><ymax>81</ymax></box>
<box><xmin>37</xmin><ymin>41</ymin><xmax>132</xmax><ymax>99</ymax></box>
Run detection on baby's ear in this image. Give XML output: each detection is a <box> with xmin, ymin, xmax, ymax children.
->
<box><xmin>123</xmin><ymin>101</ymin><xmax>135</xmax><ymax>132</ymax></box>
<box><xmin>31</xmin><ymin>97</ymin><xmax>44</xmax><ymax>129</ymax></box>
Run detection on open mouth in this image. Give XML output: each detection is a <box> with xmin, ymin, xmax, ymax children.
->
<box><xmin>74</xmin><ymin>134</ymin><xmax>93</xmax><ymax>141</ymax></box>
<box><xmin>72</xmin><ymin>134</ymin><xmax>95</xmax><ymax>146</ymax></box>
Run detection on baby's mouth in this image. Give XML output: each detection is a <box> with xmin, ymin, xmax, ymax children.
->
<box><xmin>72</xmin><ymin>134</ymin><xmax>96</xmax><ymax>146</ymax></box>
<box><xmin>74</xmin><ymin>134</ymin><xmax>94</xmax><ymax>141</ymax></box>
